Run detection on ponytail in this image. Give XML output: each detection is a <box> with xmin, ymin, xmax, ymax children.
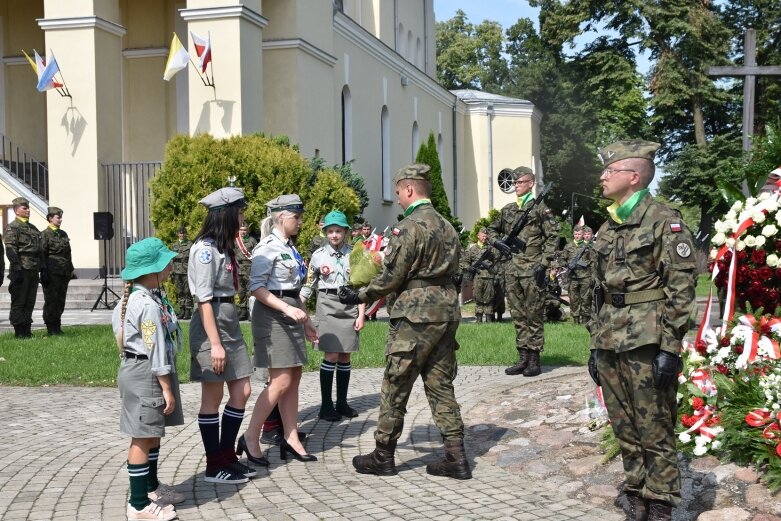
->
<box><xmin>115</xmin><ymin>281</ymin><xmax>132</xmax><ymax>355</ymax></box>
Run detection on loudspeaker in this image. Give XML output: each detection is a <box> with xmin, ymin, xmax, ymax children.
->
<box><xmin>93</xmin><ymin>212</ymin><xmax>114</xmax><ymax>240</ymax></box>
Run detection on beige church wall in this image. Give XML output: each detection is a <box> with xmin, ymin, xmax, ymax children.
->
<box><xmin>259</xmin><ymin>0</ymin><xmax>294</xmax><ymax>39</ymax></box>
<box><xmin>262</xmin><ymin>47</ymin><xmax>300</xmax><ymax>144</ymax></box>
<box><xmin>44</xmin><ymin>0</ymin><xmax>119</xmax><ymax>21</ymax></box>
<box><xmin>459</xmin><ymin>110</ymin><xmax>490</xmax><ymax>228</ymax></box>
<box><xmin>491</xmin><ymin>115</ymin><xmax>534</xmax><ymax>210</ymax></box>
<box><xmin>120</xmin><ymin>0</ymin><xmax>167</xmax><ymax>48</ymax></box>
<box><xmin>0</xmin><ymin>182</ymin><xmax>46</xmax><ymax>229</ymax></box>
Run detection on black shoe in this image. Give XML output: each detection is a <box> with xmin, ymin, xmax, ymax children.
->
<box><xmin>319</xmin><ymin>408</ymin><xmax>342</xmax><ymax>422</ymax></box>
<box><xmin>227</xmin><ymin>460</ymin><xmax>257</xmax><ymax>478</ymax></box>
<box><xmin>204</xmin><ymin>468</ymin><xmax>249</xmax><ymax>484</ymax></box>
<box><xmin>335</xmin><ymin>404</ymin><xmax>358</xmax><ymax>418</ymax></box>
<box><xmin>504</xmin><ymin>364</ymin><xmax>525</xmax><ymax>375</ymax></box>
<box><xmin>280</xmin><ymin>439</ymin><xmax>317</xmax><ymax>462</ymax></box>
<box><xmin>236</xmin><ymin>434</ymin><xmax>270</xmax><ymax>467</ymax></box>
<box><xmin>261</xmin><ymin>429</ymin><xmax>307</xmax><ymax>446</ymax></box>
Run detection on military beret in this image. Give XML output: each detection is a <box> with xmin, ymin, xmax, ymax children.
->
<box><xmin>582</xmin><ymin>226</ymin><xmax>593</xmax><ymax>233</ymax></box>
<box><xmin>199</xmin><ymin>187</ymin><xmax>247</xmax><ymax>210</ymax></box>
<box><xmin>478</xmin><ymin>227</ymin><xmax>488</xmax><ymax>234</ymax></box>
<box><xmin>392</xmin><ymin>163</ymin><xmax>431</xmax><ymax>185</ymax></box>
<box><xmin>511</xmin><ymin>166</ymin><xmax>534</xmax><ymax>181</ymax></box>
<box><xmin>47</xmin><ymin>206</ymin><xmax>63</xmax><ymax>217</ymax></box>
<box><xmin>266</xmin><ymin>194</ymin><xmax>304</xmax><ymax>213</ymax></box>
<box><xmin>598</xmin><ymin>140</ymin><xmax>661</xmax><ymax>167</ymax></box>
<box><xmin>12</xmin><ymin>197</ymin><xmax>29</xmax><ymax>207</ymax></box>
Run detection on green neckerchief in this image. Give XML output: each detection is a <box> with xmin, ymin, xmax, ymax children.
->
<box><xmin>477</xmin><ymin>240</ymin><xmax>485</xmax><ymax>248</ymax></box>
<box><xmin>607</xmin><ymin>189</ymin><xmax>649</xmax><ymax>224</ymax></box>
<box><xmin>574</xmin><ymin>239</ymin><xmax>583</xmax><ymax>246</ymax></box>
<box><xmin>403</xmin><ymin>198</ymin><xmax>431</xmax><ymax>218</ymax></box>
<box><xmin>517</xmin><ymin>192</ymin><xmax>533</xmax><ymax>209</ymax></box>
<box><xmin>18</xmin><ymin>217</ymin><xmax>29</xmax><ymax>223</ymax></box>
<box><xmin>49</xmin><ymin>224</ymin><xmax>59</xmax><ymax>231</ymax></box>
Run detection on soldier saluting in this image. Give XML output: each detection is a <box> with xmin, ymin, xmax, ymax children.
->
<box><xmin>4</xmin><ymin>197</ymin><xmax>42</xmax><ymax>338</ymax></box>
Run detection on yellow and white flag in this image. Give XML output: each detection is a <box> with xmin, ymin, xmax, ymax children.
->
<box><xmin>163</xmin><ymin>33</ymin><xmax>189</xmax><ymax>81</ymax></box>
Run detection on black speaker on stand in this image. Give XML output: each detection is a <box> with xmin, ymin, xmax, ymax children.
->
<box><xmin>91</xmin><ymin>212</ymin><xmax>121</xmax><ymax>311</ymax></box>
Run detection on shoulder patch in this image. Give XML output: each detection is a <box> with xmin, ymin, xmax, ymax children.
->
<box><xmin>670</xmin><ymin>222</ymin><xmax>682</xmax><ymax>233</ymax></box>
<box><xmin>140</xmin><ymin>320</ymin><xmax>156</xmax><ymax>350</ymax></box>
<box><xmin>281</xmin><ymin>253</ymin><xmax>292</xmax><ymax>261</ymax></box>
<box><xmin>198</xmin><ymin>248</ymin><xmax>213</xmax><ymax>264</ymax></box>
<box><xmin>676</xmin><ymin>242</ymin><xmax>692</xmax><ymax>258</ymax></box>
<box><xmin>392</xmin><ymin>227</ymin><xmax>401</xmax><ymax>236</ymax></box>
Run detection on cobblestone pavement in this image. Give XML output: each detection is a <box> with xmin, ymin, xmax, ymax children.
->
<box><xmin>0</xmin><ymin>366</ymin><xmax>627</xmax><ymax>521</ymax></box>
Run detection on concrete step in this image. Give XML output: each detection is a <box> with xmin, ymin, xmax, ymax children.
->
<box><xmin>0</xmin><ymin>277</ymin><xmax>126</xmax><ymax>311</ymax></box>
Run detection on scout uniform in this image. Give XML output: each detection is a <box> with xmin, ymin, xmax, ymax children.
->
<box><xmin>559</xmin><ymin>226</ymin><xmax>595</xmax><ymax>324</ymax></box>
<box><xmin>40</xmin><ymin>206</ymin><xmax>74</xmax><ymax>335</ymax></box>
<box><xmin>301</xmin><ymin>210</ymin><xmax>361</xmax><ymax>420</ymax></box>
<box><xmin>590</xmin><ymin>140</ymin><xmax>696</xmax><ymax>517</ymax></box>
<box><xmin>342</xmin><ymin>164</ymin><xmax>471</xmax><ymax>480</ymax></box>
<box><xmin>460</xmin><ymin>228</ymin><xmax>496</xmax><ymax>322</ymax></box>
<box><xmin>248</xmin><ymin>194</ymin><xmax>308</xmax><ymax>369</ymax></box>
<box><xmin>487</xmin><ymin>167</ymin><xmax>559</xmax><ymax>376</ymax></box>
<box><xmin>170</xmin><ymin>226</ymin><xmax>193</xmax><ymax>320</ymax></box>
<box><xmin>235</xmin><ymin>228</ymin><xmax>257</xmax><ymax>320</ymax></box>
<box><xmin>4</xmin><ymin>196</ymin><xmax>42</xmax><ymax>338</ymax></box>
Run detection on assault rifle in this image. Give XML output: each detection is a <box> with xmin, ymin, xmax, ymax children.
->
<box><xmin>567</xmin><ymin>234</ymin><xmax>596</xmax><ymax>272</ymax></box>
<box><xmin>468</xmin><ymin>181</ymin><xmax>553</xmax><ymax>277</ymax></box>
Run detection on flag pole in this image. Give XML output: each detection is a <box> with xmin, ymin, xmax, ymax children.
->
<box><xmin>188</xmin><ymin>58</ymin><xmax>209</xmax><ymax>87</ymax></box>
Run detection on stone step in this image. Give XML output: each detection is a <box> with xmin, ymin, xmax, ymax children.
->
<box><xmin>0</xmin><ymin>277</ymin><xmax>126</xmax><ymax>311</ymax></box>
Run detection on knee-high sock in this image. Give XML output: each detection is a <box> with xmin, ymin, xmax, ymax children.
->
<box><xmin>220</xmin><ymin>405</ymin><xmax>245</xmax><ymax>452</ymax></box>
<box><xmin>320</xmin><ymin>360</ymin><xmax>336</xmax><ymax>412</ymax></box>
<box><xmin>127</xmin><ymin>462</ymin><xmax>151</xmax><ymax>510</ymax></box>
<box><xmin>336</xmin><ymin>361</ymin><xmax>351</xmax><ymax>407</ymax></box>
<box><xmin>146</xmin><ymin>446</ymin><xmax>160</xmax><ymax>492</ymax></box>
<box><xmin>198</xmin><ymin>412</ymin><xmax>220</xmax><ymax>459</ymax></box>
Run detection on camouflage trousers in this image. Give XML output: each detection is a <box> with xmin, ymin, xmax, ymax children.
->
<box><xmin>171</xmin><ymin>273</ymin><xmax>192</xmax><ymax>314</ymax></box>
<box><xmin>568</xmin><ymin>277</ymin><xmax>592</xmax><ymax>322</ymax></box>
<box><xmin>472</xmin><ymin>277</ymin><xmax>495</xmax><ymax>315</ymax></box>
<box><xmin>8</xmin><ymin>269</ymin><xmax>39</xmax><ymax>326</ymax></box>
<box><xmin>237</xmin><ymin>270</ymin><xmax>251</xmax><ymax>315</ymax></box>
<box><xmin>375</xmin><ymin>319</ymin><xmax>464</xmax><ymax>445</ymax></box>
<box><xmin>505</xmin><ymin>273</ymin><xmax>544</xmax><ymax>352</ymax></box>
<box><xmin>596</xmin><ymin>345</ymin><xmax>681</xmax><ymax>506</ymax></box>
<box><xmin>43</xmin><ymin>273</ymin><xmax>71</xmax><ymax>326</ymax></box>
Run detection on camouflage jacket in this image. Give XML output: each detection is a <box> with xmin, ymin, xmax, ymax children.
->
<box><xmin>359</xmin><ymin>202</ymin><xmax>461</xmax><ymax>322</ymax></box>
<box><xmin>235</xmin><ymin>235</ymin><xmax>257</xmax><ymax>275</ymax></box>
<box><xmin>591</xmin><ymin>194</ymin><xmax>696</xmax><ymax>355</ymax></box>
<box><xmin>559</xmin><ymin>240</ymin><xmax>594</xmax><ymax>280</ymax></box>
<box><xmin>4</xmin><ymin>218</ymin><xmax>41</xmax><ymax>271</ymax></box>
<box><xmin>487</xmin><ymin>198</ymin><xmax>559</xmax><ymax>276</ymax></box>
<box><xmin>460</xmin><ymin>242</ymin><xmax>495</xmax><ymax>280</ymax></box>
<box><xmin>170</xmin><ymin>240</ymin><xmax>192</xmax><ymax>275</ymax></box>
<box><xmin>41</xmin><ymin>227</ymin><xmax>74</xmax><ymax>275</ymax></box>
<box><xmin>307</xmin><ymin>234</ymin><xmax>326</xmax><ymax>259</ymax></box>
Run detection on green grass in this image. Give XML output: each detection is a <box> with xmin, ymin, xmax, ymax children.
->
<box><xmin>0</xmin><ymin>320</ymin><xmax>590</xmax><ymax>386</ymax></box>
<box><xmin>696</xmin><ymin>272</ymin><xmax>713</xmax><ymax>297</ymax></box>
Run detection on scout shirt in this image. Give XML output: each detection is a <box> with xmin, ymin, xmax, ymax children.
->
<box><xmin>248</xmin><ymin>229</ymin><xmax>306</xmax><ymax>292</ymax></box>
<box><xmin>171</xmin><ymin>239</ymin><xmax>192</xmax><ymax>275</ymax></box>
<box><xmin>112</xmin><ymin>285</ymin><xmax>179</xmax><ymax>376</ymax></box>
<box><xmin>300</xmin><ymin>242</ymin><xmax>352</xmax><ymax>301</ymax></box>
<box><xmin>4</xmin><ymin>217</ymin><xmax>42</xmax><ymax>271</ymax></box>
<box><xmin>41</xmin><ymin>225</ymin><xmax>74</xmax><ymax>275</ymax></box>
<box><xmin>358</xmin><ymin>202</ymin><xmax>461</xmax><ymax>323</ymax></box>
<box><xmin>188</xmin><ymin>238</ymin><xmax>239</xmax><ymax>301</ymax></box>
<box><xmin>486</xmin><ymin>196</ymin><xmax>558</xmax><ymax>276</ymax></box>
<box><xmin>591</xmin><ymin>193</ymin><xmax>696</xmax><ymax>355</ymax></box>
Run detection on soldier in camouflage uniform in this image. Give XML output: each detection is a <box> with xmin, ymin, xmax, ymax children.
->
<box><xmin>487</xmin><ymin>167</ymin><xmax>559</xmax><ymax>377</ymax></box>
<box><xmin>4</xmin><ymin>197</ymin><xmax>42</xmax><ymax>338</ymax></box>
<box><xmin>306</xmin><ymin>216</ymin><xmax>326</xmax><ymax>259</ymax></box>
<box><xmin>493</xmin><ymin>254</ymin><xmax>507</xmax><ymax>321</ymax></box>
<box><xmin>339</xmin><ymin>163</ymin><xmax>471</xmax><ymax>480</ymax></box>
<box><xmin>40</xmin><ymin>207</ymin><xmax>74</xmax><ymax>335</ymax></box>
<box><xmin>235</xmin><ymin>224</ymin><xmax>257</xmax><ymax>320</ymax></box>
<box><xmin>170</xmin><ymin>225</ymin><xmax>193</xmax><ymax>319</ymax></box>
<box><xmin>559</xmin><ymin>225</ymin><xmax>595</xmax><ymax>324</ymax></box>
<box><xmin>461</xmin><ymin>228</ymin><xmax>496</xmax><ymax>323</ymax></box>
<box><xmin>588</xmin><ymin>140</ymin><xmax>696</xmax><ymax>521</ymax></box>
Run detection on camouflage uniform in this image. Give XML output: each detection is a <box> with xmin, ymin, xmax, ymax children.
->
<box><xmin>493</xmin><ymin>255</ymin><xmax>507</xmax><ymax>321</ymax></box>
<box><xmin>40</xmin><ymin>212</ymin><xmax>74</xmax><ymax>333</ymax></box>
<box><xmin>170</xmin><ymin>237</ymin><xmax>193</xmax><ymax>319</ymax></box>
<box><xmin>460</xmin><ymin>241</ymin><xmax>495</xmax><ymax>320</ymax></box>
<box><xmin>307</xmin><ymin>233</ymin><xmax>326</xmax><ymax>259</ymax></box>
<box><xmin>4</xmin><ymin>211</ymin><xmax>42</xmax><ymax>333</ymax></box>
<box><xmin>591</xmin><ymin>141</ymin><xmax>696</xmax><ymax>511</ymax></box>
<box><xmin>559</xmin><ymin>238</ymin><xmax>594</xmax><ymax>324</ymax></box>
<box><xmin>235</xmin><ymin>233</ymin><xmax>257</xmax><ymax>319</ymax></box>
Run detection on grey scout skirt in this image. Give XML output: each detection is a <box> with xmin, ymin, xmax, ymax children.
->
<box><xmin>189</xmin><ymin>300</ymin><xmax>252</xmax><ymax>382</ymax></box>
<box><xmin>119</xmin><ymin>356</ymin><xmax>184</xmax><ymax>438</ymax></box>
<box><xmin>312</xmin><ymin>291</ymin><xmax>360</xmax><ymax>353</ymax></box>
<box><xmin>252</xmin><ymin>296</ymin><xmax>307</xmax><ymax>368</ymax></box>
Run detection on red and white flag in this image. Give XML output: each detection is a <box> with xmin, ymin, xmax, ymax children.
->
<box><xmin>576</xmin><ymin>215</ymin><xmax>585</xmax><ymax>227</ymax></box>
<box><xmin>190</xmin><ymin>31</ymin><xmax>212</xmax><ymax>73</ymax></box>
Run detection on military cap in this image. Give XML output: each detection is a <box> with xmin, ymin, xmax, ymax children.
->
<box><xmin>177</xmin><ymin>224</ymin><xmax>187</xmax><ymax>234</ymax></box>
<box><xmin>12</xmin><ymin>196</ymin><xmax>29</xmax><ymax>207</ymax></box>
<box><xmin>598</xmin><ymin>140</ymin><xmax>661</xmax><ymax>167</ymax></box>
<box><xmin>510</xmin><ymin>166</ymin><xmax>534</xmax><ymax>182</ymax></box>
<box><xmin>47</xmin><ymin>206</ymin><xmax>63</xmax><ymax>217</ymax></box>
<box><xmin>392</xmin><ymin>163</ymin><xmax>431</xmax><ymax>185</ymax></box>
<box><xmin>266</xmin><ymin>194</ymin><xmax>304</xmax><ymax>214</ymax></box>
<box><xmin>582</xmin><ymin>225</ymin><xmax>593</xmax><ymax>233</ymax></box>
<box><xmin>478</xmin><ymin>227</ymin><xmax>488</xmax><ymax>234</ymax></box>
<box><xmin>199</xmin><ymin>187</ymin><xmax>247</xmax><ymax>210</ymax></box>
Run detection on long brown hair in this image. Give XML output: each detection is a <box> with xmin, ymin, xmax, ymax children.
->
<box><xmin>115</xmin><ymin>281</ymin><xmax>133</xmax><ymax>355</ymax></box>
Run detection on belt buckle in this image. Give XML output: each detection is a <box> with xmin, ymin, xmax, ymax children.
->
<box><xmin>611</xmin><ymin>293</ymin><xmax>625</xmax><ymax>307</ymax></box>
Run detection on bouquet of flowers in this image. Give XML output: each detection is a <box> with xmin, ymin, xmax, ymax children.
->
<box><xmin>349</xmin><ymin>239</ymin><xmax>384</xmax><ymax>288</ymax></box>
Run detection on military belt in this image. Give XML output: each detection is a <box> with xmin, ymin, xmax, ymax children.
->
<box><xmin>605</xmin><ymin>288</ymin><xmax>666</xmax><ymax>308</ymax></box>
<box><xmin>524</xmin><ymin>246</ymin><xmax>542</xmax><ymax>255</ymax></box>
<box><xmin>402</xmin><ymin>276</ymin><xmax>454</xmax><ymax>291</ymax></box>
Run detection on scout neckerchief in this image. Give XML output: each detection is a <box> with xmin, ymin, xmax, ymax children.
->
<box><xmin>328</xmin><ymin>242</ymin><xmax>348</xmax><ymax>285</ymax></box>
<box><xmin>17</xmin><ymin>217</ymin><xmax>29</xmax><ymax>223</ymax></box>
<box><xmin>403</xmin><ymin>198</ymin><xmax>431</xmax><ymax>218</ymax></box>
<box><xmin>517</xmin><ymin>192</ymin><xmax>533</xmax><ymax>209</ymax></box>
<box><xmin>606</xmin><ymin>188</ymin><xmax>649</xmax><ymax>224</ymax></box>
<box><xmin>574</xmin><ymin>239</ymin><xmax>583</xmax><ymax>246</ymax></box>
<box><xmin>235</xmin><ymin>233</ymin><xmax>252</xmax><ymax>260</ymax></box>
<box><xmin>477</xmin><ymin>240</ymin><xmax>485</xmax><ymax>249</ymax></box>
<box><xmin>290</xmin><ymin>242</ymin><xmax>307</xmax><ymax>280</ymax></box>
<box><xmin>49</xmin><ymin>224</ymin><xmax>59</xmax><ymax>231</ymax></box>
<box><xmin>131</xmin><ymin>284</ymin><xmax>182</xmax><ymax>353</ymax></box>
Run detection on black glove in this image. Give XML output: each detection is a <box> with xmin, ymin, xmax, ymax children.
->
<box><xmin>40</xmin><ymin>269</ymin><xmax>50</xmax><ymax>288</ymax></box>
<box><xmin>492</xmin><ymin>239</ymin><xmax>513</xmax><ymax>257</ymax></box>
<box><xmin>652</xmin><ymin>350</ymin><xmax>681</xmax><ymax>390</ymax></box>
<box><xmin>588</xmin><ymin>350</ymin><xmax>600</xmax><ymax>386</ymax></box>
<box><xmin>9</xmin><ymin>270</ymin><xmax>23</xmax><ymax>285</ymax></box>
<box><xmin>452</xmin><ymin>272</ymin><xmax>463</xmax><ymax>290</ymax></box>
<box><xmin>534</xmin><ymin>265</ymin><xmax>547</xmax><ymax>289</ymax></box>
<box><xmin>338</xmin><ymin>285</ymin><xmax>362</xmax><ymax>306</ymax></box>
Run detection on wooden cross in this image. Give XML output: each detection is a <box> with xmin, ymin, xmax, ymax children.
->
<box><xmin>706</xmin><ymin>28</ymin><xmax>781</xmax><ymax>152</ymax></box>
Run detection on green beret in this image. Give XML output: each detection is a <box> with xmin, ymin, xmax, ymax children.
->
<box><xmin>12</xmin><ymin>197</ymin><xmax>29</xmax><ymax>207</ymax></box>
<box><xmin>47</xmin><ymin>206</ymin><xmax>63</xmax><ymax>217</ymax></box>
<box><xmin>511</xmin><ymin>166</ymin><xmax>533</xmax><ymax>181</ymax></box>
<box><xmin>393</xmin><ymin>163</ymin><xmax>431</xmax><ymax>185</ymax></box>
<box><xmin>598</xmin><ymin>140</ymin><xmax>661</xmax><ymax>167</ymax></box>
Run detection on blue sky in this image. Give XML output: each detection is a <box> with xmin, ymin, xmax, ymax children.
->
<box><xmin>434</xmin><ymin>0</ymin><xmax>539</xmax><ymax>32</ymax></box>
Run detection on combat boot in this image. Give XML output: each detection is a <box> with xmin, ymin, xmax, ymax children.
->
<box><xmin>625</xmin><ymin>493</ymin><xmax>649</xmax><ymax>521</ymax></box>
<box><xmin>487</xmin><ymin>314</ymin><xmax>495</xmax><ymax>322</ymax></box>
<box><xmin>352</xmin><ymin>440</ymin><xmax>397</xmax><ymax>476</ymax></box>
<box><xmin>474</xmin><ymin>313</ymin><xmax>483</xmax><ymax>324</ymax></box>
<box><xmin>505</xmin><ymin>349</ymin><xmax>529</xmax><ymax>375</ymax></box>
<box><xmin>426</xmin><ymin>439</ymin><xmax>472</xmax><ymax>480</ymax></box>
<box><xmin>522</xmin><ymin>350</ymin><xmax>542</xmax><ymax>377</ymax></box>
<box><xmin>14</xmin><ymin>325</ymin><xmax>26</xmax><ymax>338</ymax></box>
<box><xmin>47</xmin><ymin>324</ymin><xmax>56</xmax><ymax>335</ymax></box>
<box><xmin>647</xmin><ymin>501</ymin><xmax>671</xmax><ymax>521</ymax></box>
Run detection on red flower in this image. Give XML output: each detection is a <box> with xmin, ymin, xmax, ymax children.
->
<box><xmin>720</xmin><ymin>336</ymin><xmax>731</xmax><ymax>347</ymax></box>
<box><xmin>748</xmin><ymin>270</ymin><xmax>762</xmax><ymax>281</ymax></box>
<box><xmin>775</xmin><ymin>268</ymin><xmax>781</xmax><ymax>280</ymax></box>
<box><xmin>737</xmin><ymin>250</ymin><xmax>748</xmax><ymax>262</ymax></box>
<box><xmin>752</xmin><ymin>249</ymin><xmax>767</xmax><ymax>265</ymax></box>
<box><xmin>775</xmin><ymin>239</ymin><xmax>781</xmax><ymax>252</ymax></box>
<box><xmin>681</xmin><ymin>415</ymin><xmax>697</xmax><ymax>428</ymax></box>
<box><xmin>691</xmin><ymin>397</ymin><xmax>705</xmax><ymax>410</ymax></box>
<box><xmin>735</xmin><ymin>345</ymin><xmax>744</xmax><ymax>355</ymax></box>
<box><xmin>716</xmin><ymin>364</ymin><xmax>729</xmax><ymax>375</ymax></box>
<box><xmin>695</xmin><ymin>340</ymin><xmax>708</xmax><ymax>355</ymax></box>
<box><xmin>759</xmin><ymin>267</ymin><xmax>774</xmax><ymax>281</ymax></box>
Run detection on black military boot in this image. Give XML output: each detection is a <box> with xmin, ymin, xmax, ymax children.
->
<box><xmin>426</xmin><ymin>439</ymin><xmax>472</xmax><ymax>480</ymax></box>
<box><xmin>24</xmin><ymin>323</ymin><xmax>34</xmax><ymax>338</ymax></box>
<box><xmin>647</xmin><ymin>501</ymin><xmax>671</xmax><ymax>521</ymax></box>
<box><xmin>46</xmin><ymin>323</ymin><xmax>56</xmax><ymax>335</ymax></box>
<box><xmin>625</xmin><ymin>493</ymin><xmax>649</xmax><ymax>521</ymax></box>
<box><xmin>14</xmin><ymin>325</ymin><xmax>26</xmax><ymax>338</ymax></box>
<box><xmin>495</xmin><ymin>313</ymin><xmax>503</xmax><ymax>322</ymax></box>
<box><xmin>474</xmin><ymin>313</ymin><xmax>483</xmax><ymax>324</ymax></box>
<box><xmin>505</xmin><ymin>349</ymin><xmax>529</xmax><ymax>375</ymax></box>
<box><xmin>352</xmin><ymin>441</ymin><xmax>397</xmax><ymax>476</ymax></box>
<box><xmin>486</xmin><ymin>314</ymin><xmax>495</xmax><ymax>322</ymax></box>
<box><xmin>522</xmin><ymin>350</ymin><xmax>542</xmax><ymax>377</ymax></box>
<box><xmin>55</xmin><ymin>321</ymin><xmax>64</xmax><ymax>335</ymax></box>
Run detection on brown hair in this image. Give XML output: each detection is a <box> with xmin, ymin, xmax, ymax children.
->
<box><xmin>115</xmin><ymin>281</ymin><xmax>133</xmax><ymax>355</ymax></box>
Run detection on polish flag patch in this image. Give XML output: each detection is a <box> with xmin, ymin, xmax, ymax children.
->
<box><xmin>392</xmin><ymin>227</ymin><xmax>401</xmax><ymax>236</ymax></box>
<box><xmin>670</xmin><ymin>222</ymin><xmax>682</xmax><ymax>233</ymax></box>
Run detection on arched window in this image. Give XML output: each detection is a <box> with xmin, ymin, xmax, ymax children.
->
<box><xmin>341</xmin><ymin>86</ymin><xmax>353</xmax><ymax>163</ymax></box>
<box><xmin>411</xmin><ymin>122</ymin><xmax>420</xmax><ymax>161</ymax></box>
<box><xmin>381</xmin><ymin>106</ymin><xmax>391</xmax><ymax>201</ymax></box>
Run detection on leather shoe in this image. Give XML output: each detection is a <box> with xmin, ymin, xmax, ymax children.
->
<box><xmin>236</xmin><ymin>434</ymin><xmax>270</xmax><ymax>467</ymax></box>
<box><xmin>335</xmin><ymin>404</ymin><xmax>358</xmax><ymax>418</ymax></box>
<box><xmin>319</xmin><ymin>408</ymin><xmax>342</xmax><ymax>422</ymax></box>
<box><xmin>261</xmin><ymin>428</ymin><xmax>307</xmax><ymax>446</ymax></box>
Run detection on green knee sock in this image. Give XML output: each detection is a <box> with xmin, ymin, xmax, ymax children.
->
<box><xmin>320</xmin><ymin>360</ymin><xmax>336</xmax><ymax>412</ymax></box>
<box><xmin>147</xmin><ymin>446</ymin><xmax>160</xmax><ymax>493</ymax></box>
<box><xmin>336</xmin><ymin>362</ymin><xmax>351</xmax><ymax>407</ymax></box>
<box><xmin>127</xmin><ymin>462</ymin><xmax>151</xmax><ymax>510</ymax></box>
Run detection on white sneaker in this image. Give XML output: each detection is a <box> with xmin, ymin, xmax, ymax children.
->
<box><xmin>148</xmin><ymin>482</ymin><xmax>185</xmax><ymax>505</ymax></box>
<box><xmin>127</xmin><ymin>501</ymin><xmax>178</xmax><ymax>520</ymax></box>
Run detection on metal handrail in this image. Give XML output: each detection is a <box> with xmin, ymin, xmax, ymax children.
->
<box><xmin>0</xmin><ymin>133</ymin><xmax>49</xmax><ymax>201</ymax></box>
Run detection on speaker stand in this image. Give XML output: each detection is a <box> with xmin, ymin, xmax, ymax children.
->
<box><xmin>91</xmin><ymin>239</ymin><xmax>120</xmax><ymax>311</ymax></box>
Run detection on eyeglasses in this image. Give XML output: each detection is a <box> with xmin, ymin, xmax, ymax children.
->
<box><xmin>514</xmin><ymin>179</ymin><xmax>533</xmax><ymax>185</ymax></box>
<box><xmin>601</xmin><ymin>168</ymin><xmax>637</xmax><ymax>178</ymax></box>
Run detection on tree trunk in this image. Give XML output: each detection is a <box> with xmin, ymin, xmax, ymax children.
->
<box><xmin>693</xmin><ymin>95</ymin><xmax>707</xmax><ymax>147</ymax></box>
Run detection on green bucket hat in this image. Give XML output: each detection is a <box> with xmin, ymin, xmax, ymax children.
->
<box><xmin>323</xmin><ymin>210</ymin><xmax>351</xmax><ymax>230</ymax></box>
<box><xmin>121</xmin><ymin>237</ymin><xmax>177</xmax><ymax>281</ymax></box>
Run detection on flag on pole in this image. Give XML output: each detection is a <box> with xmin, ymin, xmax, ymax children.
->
<box><xmin>22</xmin><ymin>49</ymin><xmax>38</xmax><ymax>74</ymax></box>
<box><xmin>576</xmin><ymin>215</ymin><xmax>585</xmax><ymax>227</ymax></box>
<box><xmin>190</xmin><ymin>31</ymin><xmax>212</xmax><ymax>73</ymax></box>
<box><xmin>36</xmin><ymin>50</ymin><xmax>62</xmax><ymax>92</ymax></box>
<box><xmin>163</xmin><ymin>33</ymin><xmax>189</xmax><ymax>81</ymax></box>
